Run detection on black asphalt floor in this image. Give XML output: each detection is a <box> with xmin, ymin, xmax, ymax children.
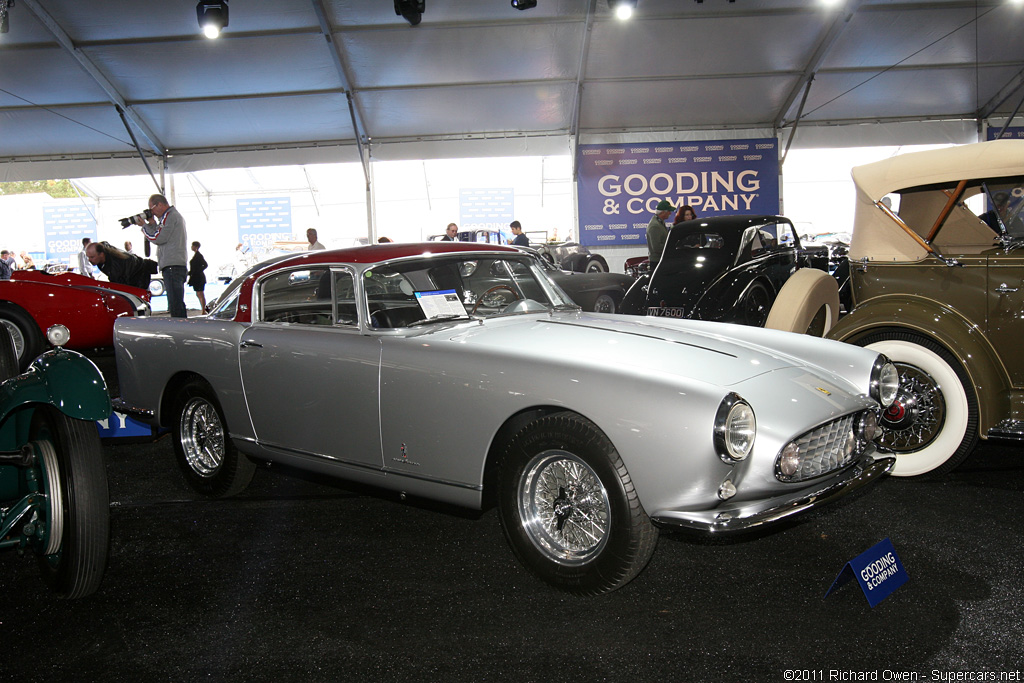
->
<box><xmin>2</xmin><ymin>434</ymin><xmax>1023</xmax><ymax>682</ymax></box>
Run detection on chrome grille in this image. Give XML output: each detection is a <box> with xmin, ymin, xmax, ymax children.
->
<box><xmin>778</xmin><ymin>414</ymin><xmax>861</xmax><ymax>483</ymax></box>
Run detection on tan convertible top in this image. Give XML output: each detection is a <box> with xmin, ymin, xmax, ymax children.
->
<box><xmin>850</xmin><ymin>140</ymin><xmax>1024</xmax><ymax>262</ymax></box>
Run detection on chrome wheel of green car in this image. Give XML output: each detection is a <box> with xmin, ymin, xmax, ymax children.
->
<box><xmin>518</xmin><ymin>451</ymin><xmax>611</xmax><ymax>565</ymax></box>
<box><xmin>30</xmin><ymin>409</ymin><xmax>110</xmax><ymax>599</ymax></box>
<box><xmin>498</xmin><ymin>412</ymin><xmax>658</xmax><ymax>595</ymax></box>
<box><xmin>172</xmin><ymin>379</ymin><xmax>255</xmax><ymax>497</ymax></box>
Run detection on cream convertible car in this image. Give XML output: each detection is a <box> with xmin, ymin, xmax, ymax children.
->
<box><xmin>113</xmin><ymin>242</ymin><xmax>898</xmax><ymax>594</ymax></box>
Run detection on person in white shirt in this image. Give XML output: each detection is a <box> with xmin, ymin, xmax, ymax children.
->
<box><xmin>78</xmin><ymin>237</ymin><xmax>95</xmax><ymax>278</ymax></box>
<box><xmin>306</xmin><ymin>228</ymin><xmax>325</xmax><ymax>250</ymax></box>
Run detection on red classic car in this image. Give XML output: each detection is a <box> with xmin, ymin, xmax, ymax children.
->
<box><xmin>0</xmin><ymin>270</ymin><xmax>150</xmax><ymax>369</ymax></box>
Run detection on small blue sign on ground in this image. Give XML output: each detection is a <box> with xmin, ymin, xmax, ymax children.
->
<box><xmin>825</xmin><ymin>537</ymin><xmax>908</xmax><ymax>607</ymax></box>
<box><xmin>96</xmin><ymin>411</ymin><xmax>157</xmax><ymax>440</ymax></box>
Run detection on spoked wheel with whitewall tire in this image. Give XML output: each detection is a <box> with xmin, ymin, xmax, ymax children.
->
<box><xmin>592</xmin><ymin>293</ymin><xmax>616</xmax><ymax>314</ymax></box>
<box><xmin>584</xmin><ymin>256</ymin><xmax>607</xmax><ymax>273</ymax></box>
<box><xmin>172</xmin><ymin>379</ymin><xmax>255</xmax><ymax>497</ymax></box>
<box><xmin>497</xmin><ymin>411</ymin><xmax>658</xmax><ymax>595</ymax></box>
<box><xmin>29</xmin><ymin>408</ymin><xmax>110</xmax><ymax>599</ymax></box>
<box><xmin>0</xmin><ymin>303</ymin><xmax>43</xmax><ymax>371</ymax></box>
<box><xmin>738</xmin><ymin>283</ymin><xmax>773</xmax><ymax>327</ymax></box>
<box><xmin>856</xmin><ymin>331</ymin><xmax>979</xmax><ymax>478</ymax></box>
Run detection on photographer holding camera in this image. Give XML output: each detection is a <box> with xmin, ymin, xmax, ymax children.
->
<box><xmin>138</xmin><ymin>194</ymin><xmax>188</xmax><ymax>318</ymax></box>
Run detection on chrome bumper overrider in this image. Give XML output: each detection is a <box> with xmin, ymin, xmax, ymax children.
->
<box><xmin>651</xmin><ymin>454</ymin><xmax>896</xmax><ymax>533</ymax></box>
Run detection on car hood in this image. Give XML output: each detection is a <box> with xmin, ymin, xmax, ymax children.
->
<box><xmin>645</xmin><ymin>250</ymin><xmax>733</xmax><ymax>308</ymax></box>
<box><xmin>443</xmin><ymin>310</ymin><xmax>874</xmax><ymax>390</ymax></box>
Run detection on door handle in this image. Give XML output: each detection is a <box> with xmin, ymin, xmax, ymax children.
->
<box><xmin>240</xmin><ymin>340</ymin><xmax>263</xmax><ymax>348</ymax></box>
<box><xmin>996</xmin><ymin>283</ymin><xmax>1019</xmax><ymax>294</ymax></box>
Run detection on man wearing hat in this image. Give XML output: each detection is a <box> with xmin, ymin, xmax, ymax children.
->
<box><xmin>646</xmin><ymin>199</ymin><xmax>675</xmax><ymax>266</ymax></box>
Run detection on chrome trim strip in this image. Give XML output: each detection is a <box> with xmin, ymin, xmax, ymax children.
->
<box><xmin>239</xmin><ymin>437</ymin><xmax>483</xmax><ymax>492</ymax></box>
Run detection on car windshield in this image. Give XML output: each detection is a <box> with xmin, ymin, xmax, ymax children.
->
<box><xmin>363</xmin><ymin>254</ymin><xmax>577</xmax><ymax>328</ymax></box>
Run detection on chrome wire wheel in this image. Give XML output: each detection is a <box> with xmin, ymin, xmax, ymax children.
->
<box><xmin>878</xmin><ymin>362</ymin><xmax>946</xmax><ymax>452</ymax></box>
<box><xmin>517</xmin><ymin>450</ymin><xmax>611</xmax><ymax>566</ymax></box>
<box><xmin>34</xmin><ymin>439</ymin><xmax>65</xmax><ymax>556</ymax></box>
<box><xmin>179</xmin><ymin>396</ymin><xmax>226</xmax><ymax>477</ymax></box>
<box><xmin>0</xmin><ymin>318</ymin><xmax>25</xmax><ymax>360</ymax></box>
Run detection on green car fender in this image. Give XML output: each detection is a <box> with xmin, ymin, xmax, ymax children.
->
<box><xmin>827</xmin><ymin>294</ymin><xmax>1009</xmax><ymax>433</ymax></box>
<box><xmin>0</xmin><ymin>349</ymin><xmax>112</xmax><ymax>452</ymax></box>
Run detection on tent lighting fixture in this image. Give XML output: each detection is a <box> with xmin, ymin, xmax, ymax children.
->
<box><xmin>1</xmin><ymin>0</ymin><xmax>12</xmax><ymax>35</ymax></box>
<box><xmin>608</xmin><ymin>0</ymin><xmax>637</xmax><ymax>20</ymax></box>
<box><xmin>394</xmin><ymin>0</ymin><xmax>425</xmax><ymax>26</ymax></box>
<box><xmin>511</xmin><ymin>0</ymin><xmax>538</xmax><ymax>9</ymax></box>
<box><xmin>196</xmin><ymin>0</ymin><xmax>229</xmax><ymax>39</ymax></box>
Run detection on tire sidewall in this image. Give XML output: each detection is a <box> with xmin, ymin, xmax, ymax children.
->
<box><xmin>862</xmin><ymin>336</ymin><xmax>976</xmax><ymax>477</ymax></box>
<box><xmin>172</xmin><ymin>380</ymin><xmax>252</xmax><ymax>497</ymax></box>
<box><xmin>0</xmin><ymin>304</ymin><xmax>43</xmax><ymax>371</ymax></box>
<box><xmin>497</xmin><ymin>415</ymin><xmax>648</xmax><ymax>593</ymax></box>
<box><xmin>0</xmin><ymin>324</ymin><xmax>18</xmax><ymax>380</ymax></box>
<box><xmin>33</xmin><ymin>409</ymin><xmax>110</xmax><ymax>598</ymax></box>
<box><xmin>739</xmin><ymin>282</ymin><xmax>772</xmax><ymax>327</ymax></box>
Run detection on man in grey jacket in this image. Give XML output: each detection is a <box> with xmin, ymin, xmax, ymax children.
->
<box><xmin>646</xmin><ymin>199</ymin><xmax>674</xmax><ymax>266</ymax></box>
<box><xmin>140</xmin><ymin>194</ymin><xmax>189</xmax><ymax>318</ymax></box>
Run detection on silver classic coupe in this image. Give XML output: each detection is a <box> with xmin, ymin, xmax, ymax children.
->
<box><xmin>113</xmin><ymin>242</ymin><xmax>898</xmax><ymax>594</ymax></box>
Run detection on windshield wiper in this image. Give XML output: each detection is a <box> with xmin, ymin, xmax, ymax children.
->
<box><xmin>406</xmin><ymin>314</ymin><xmax>474</xmax><ymax>328</ymax></box>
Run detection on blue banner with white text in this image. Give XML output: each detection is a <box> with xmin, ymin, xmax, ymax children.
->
<box><xmin>237</xmin><ymin>197</ymin><xmax>293</xmax><ymax>253</ymax></box>
<box><xmin>576</xmin><ymin>138</ymin><xmax>780</xmax><ymax>247</ymax></box>
<box><xmin>43</xmin><ymin>201</ymin><xmax>97</xmax><ymax>267</ymax></box>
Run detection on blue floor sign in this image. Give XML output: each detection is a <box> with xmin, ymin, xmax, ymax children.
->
<box><xmin>825</xmin><ymin>537</ymin><xmax>908</xmax><ymax>607</ymax></box>
<box><xmin>96</xmin><ymin>411</ymin><xmax>158</xmax><ymax>439</ymax></box>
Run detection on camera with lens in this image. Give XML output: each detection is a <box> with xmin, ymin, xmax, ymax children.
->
<box><xmin>119</xmin><ymin>208</ymin><xmax>153</xmax><ymax>228</ymax></box>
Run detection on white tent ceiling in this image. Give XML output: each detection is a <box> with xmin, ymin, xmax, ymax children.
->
<box><xmin>2</xmin><ymin>0</ymin><xmax>1023</xmax><ymax>182</ymax></box>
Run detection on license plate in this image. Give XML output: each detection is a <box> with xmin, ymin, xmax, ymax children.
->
<box><xmin>647</xmin><ymin>307</ymin><xmax>686</xmax><ymax>318</ymax></box>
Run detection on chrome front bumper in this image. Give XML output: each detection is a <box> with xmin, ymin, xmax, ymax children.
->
<box><xmin>651</xmin><ymin>454</ymin><xmax>896</xmax><ymax>534</ymax></box>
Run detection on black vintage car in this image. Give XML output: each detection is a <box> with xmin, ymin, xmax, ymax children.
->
<box><xmin>619</xmin><ymin>215</ymin><xmax>829</xmax><ymax>326</ymax></box>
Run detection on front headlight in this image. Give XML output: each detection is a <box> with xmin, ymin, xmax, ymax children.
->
<box><xmin>870</xmin><ymin>357</ymin><xmax>899</xmax><ymax>407</ymax></box>
<box><xmin>46</xmin><ymin>324</ymin><xmax>70</xmax><ymax>347</ymax></box>
<box><xmin>714</xmin><ymin>393</ymin><xmax>756</xmax><ymax>463</ymax></box>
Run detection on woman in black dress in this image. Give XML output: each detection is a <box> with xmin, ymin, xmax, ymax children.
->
<box><xmin>188</xmin><ymin>241</ymin><xmax>208</xmax><ymax>314</ymax></box>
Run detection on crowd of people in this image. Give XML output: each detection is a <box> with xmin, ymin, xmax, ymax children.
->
<box><xmin>0</xmin><ymin>250</ymin><xmax>38</xmax><ymax>280</ymax></box>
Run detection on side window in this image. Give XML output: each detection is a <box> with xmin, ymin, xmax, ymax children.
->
<box><xmin>333</xmin><ymin>271</ymin><xmax>358</xmax><ymax>326</ymax></box>
<box><xmin>260</xmin><ymin>268</ymin><xmax>333</xmax><ymax>326</ymax></box>
<box><xmin>210</xmin><ymin>285</ymin><xmax>240</xmax><ymax>320</ymax></box>
<box><xmin>776</xmin><ymin>223</ymin><xmax>795</xmax><ymax>248</ymax></box>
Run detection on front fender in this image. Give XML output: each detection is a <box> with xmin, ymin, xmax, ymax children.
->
<box><xmin>619</xmin><ymin>275</ymin><xmax>650</xmax><ymax>315</ymax></box>
<box><xmin>827</xmin><ymin>295</ymin><xmax>1008</xmax><ymax>433</ymax></box>
<box><xmin>0</xmin><ymin>349</ymin><xmax>112</xmax><ymax>427</ymax></box>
